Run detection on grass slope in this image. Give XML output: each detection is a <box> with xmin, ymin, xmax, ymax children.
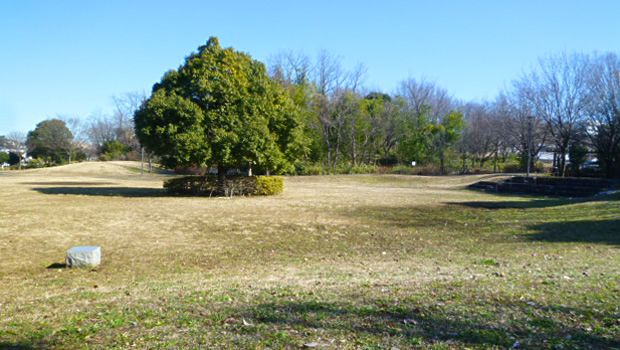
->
<box><xmin>0</xmin><ymin>162</ymin><xmax>618</xmax><ymax>349</ymax></box>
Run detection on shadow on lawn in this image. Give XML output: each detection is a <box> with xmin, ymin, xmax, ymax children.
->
<box><xmin>526</xmin><ymin>219</ymin><xmax>620</xmax><ymax>246</ymax></box>
<box><xmin>0</xmin><ymin>342</ymin><xmax>45</xmax><ymax>350</ymax></box>
<box><xmin>450</xmin><ymin>198</ymin><xmax>573</xmax><ymax>210</ymax></box>
<box><xmin>33</xmin><ymin>186</ymin><xmax>167</xmax><ymax>197</ymax></box>
<box><xmin>453</xmin><ymin>190</ymin><xmax>620</xmax><ymax>210</ymax></box>
<box><xmin>46</xmin><ymin>262</ymin><xmax>66</xmax><ymax>269</ymax></box>
<box><xmin>233</xmin><ymin>299</ymin><xmax>619</xmax><ymax>349</ymax></box>
<box><xmin>22</xmin><ymin>181</ymin><xmax>116</xmax><ymax>186</ymax></box>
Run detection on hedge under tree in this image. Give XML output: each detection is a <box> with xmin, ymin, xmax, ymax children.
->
<box><xmin>134</xmin><ymin>37</ymin><xmax>307</xmax><ymax>176</ymax></box>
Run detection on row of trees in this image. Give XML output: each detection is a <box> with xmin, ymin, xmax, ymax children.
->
<box><xmin>265</xmin><ymin>50</ymin><xmax>620</xmax><ymax>177</ymax></box>
<box><xmin>4</xmin><ymin>38</ymin><xmax>619</xmax><ymax>178</ymax></box>
<box><xmin>1</xmin><ymin>92</ymin><xmax>146</xmax><ymax>167</ymax></box>
<box><xmin>133</xmin><ymin>38</ymin><xmax>468</xmax><ymax>176</ymax></box>
<box><xmin>459</xmin><ymin>52</ymin><xmax>620</xmax><ymax>178</ymax></box>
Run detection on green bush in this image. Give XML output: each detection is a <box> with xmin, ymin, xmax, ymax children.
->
<box><xmin>163</xmin><ymin>176</ymin><xmax>284</xmax><ymax>197</ymax></box>
<box><xmin>349</xmin><ymin>164</ymin><xmax>379</xmax><ymax>174</ymax></box>
<box><xmin>254</xmin><ymin>176</ymin><xmax>284</xmax><ymax>195</ymax></box>
<box><xmin>295</xmin><ymin>162</ymin><xmax>379</xmax><ymax>175</ymax></box>
<box><xmin>296</xmin><ymin>162</ymin><xmax>324</xmax><ymax>175</ymax></box>
<box><xmin>100</xmin><ymin>140</ymin><xmax>129</xmax><ymax>161</ymax></box>
<box><xmin>391</xmin><ymin>164</ymin><xmax>415</xmax><ymax>174</ymax></box>
<box><xmin>0</xmin><ymin>152</ymin><xmax>8</xmax><ymax>164</ymax></box>
<box><xmin>26</xmin><ymin>158</ymin><xmax>47</xmax><ymax>169</ymax></box>
<box><xmin>391</xmin><ymin>164</ymin><xmax>442</xmax><ymax>175</ymax></box>
<box><xmin>501</xmin><ymin>159</ymin><xmax>522</xmax><ymax>173</ymax></box>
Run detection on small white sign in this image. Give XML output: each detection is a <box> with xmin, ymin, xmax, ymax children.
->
<box><xmin>411</xmin><ymin>161</ymin><xmax>416</xmax><ymax>167</ymax></box>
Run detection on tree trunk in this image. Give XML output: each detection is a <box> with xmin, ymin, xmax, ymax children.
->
<box><xmin>218</xmin><ymin>164</ymin><xmax>226</xmax><ymax>181</ymax></box>
<box><xmin>461</xmin><ymin>153</ymin><xmax>467</xmax><ymax>173</ymax></box>
<box><xmin>334</xmin><ymin>128</ymin><xmax>341</xmax><ymax>168</ymax></box>
<box><xmin>439</xmin><ymin>150</ymin><xmax>446</xmax><ymax>175</ymax></box>
<box><xmin>351</xmin><ymin>120</ymin><xmax>357</xmax><ymax>166</ymax></box>
<box><xmin>324</xmin><ymin>125</ymin><xmax>332</xmax><ymax>169</ymax></box>
<box><xmin>558</xmin><ymin>148</ymin><xmax>567</xmax><ymax>177</ymax></box>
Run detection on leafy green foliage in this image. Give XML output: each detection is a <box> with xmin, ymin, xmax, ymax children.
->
<box><xmin>99</xmin><ymin>140</ymin><xmax>129</xmax><ymax>161</ymax></box>
<box><xmin>135</xmin><ymin>37</ymin><xmax>307</xmax><ymax>174</ymax></box>
<box><xmin>0</xmin><ymin>152</ymin><xmax>8</xmax><ymax>164</ymax></box>
<box><xmin>26</xmin><ymin>119</ymin><xmax>73</xmax><ymax>164</ymax></box>
<box><xmin>429</xmin><ymin>111</ymin><xmax>464</xmax><ymax>174</ymax></box>
<box><xmin>254</xmin><ymin>176</ymin><xmax>284</xmax><ymax>195</ymax></box>
<box><xmin>397</xmin><ymin>109</ymin><xmax>432</xmax><ymax>164</ymax></box>
<box><xmin>25</xmin><ymin>158</ymin><xmax>47</xmax><ymax>169</ymax></box>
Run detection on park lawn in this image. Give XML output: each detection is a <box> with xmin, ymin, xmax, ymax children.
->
<box><xmin>0</xmin><ymin>162</ymin><xmax>618</xmax><ymax>349</ymax></box>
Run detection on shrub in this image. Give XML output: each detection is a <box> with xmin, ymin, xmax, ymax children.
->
<box><xmin>501</xmin><ymin>159</ymin><xmax>545</xmax><ymax>173</ymax></box>
<box><xmin>296</xmin><ymin>162</ymin><xmax>324</xmax><ymax>175</ymax></box>
<box><xmin>163</xmin><ymin>176</ymin><xmax>284</xmax><ymax>197</ymax></box>
<box><xmin>26</xmin><ymin>158</ymin><xmax>47</xmax><ymax>169</ymax></box>
<box><xmin>501</xmin><ymin>159</ymin><xmax>522</xmax><ymax>173</ymax></box>
<box><xmin>0</xmin><ymin>152</ymin><xmax>8</xmax><ymax>164</ymax></box>
<box><xmin>349</xmin><ymin>164</ymin><xmax>379</xmax><ymax>174</ymax></box>
<box><xmin>295</xmin><ymin>162</ymin><xmax>379</xmax><ymax>175</ymax></box>
<box><xmin>391</xmin><ymin>164</ymin><xmax>442</xmax><ymax>175</ymax></box>
<box><xmin>391</xmin><ymin>165</ymin><xmax>415</xmax><ymax>175</ymax></box>
<box><xmin>254</xmin><ymin>176</ymin><xmax>284</xmax><ymax>195</ymax></box>
<box><xmin>99</xmin><ymin>140</ymin><xmax>129</xmax><ymax>161</ymax></box>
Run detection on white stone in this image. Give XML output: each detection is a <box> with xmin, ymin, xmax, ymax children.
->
<box><xmin>66</xmin><ymin>246</ymin><xmax>101</xmax><ymax>268</ymax></box>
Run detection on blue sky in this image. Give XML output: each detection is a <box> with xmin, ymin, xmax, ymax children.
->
<box><xmin>1</xmin><ymin>0</ymin><xmax>619</xmax><ymax>133</ymax></box>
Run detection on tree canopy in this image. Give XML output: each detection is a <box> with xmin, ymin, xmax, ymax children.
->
<box><xmin>134</xmin><ymin>37</ymin><xmax>307</xmax><ymax>174</ymax></box>
<box><xmin>26</xmin><ymin>119</ymin><xmax>73</xmax><ymax>164</ymax></box>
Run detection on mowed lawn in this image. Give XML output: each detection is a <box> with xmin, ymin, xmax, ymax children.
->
<box><xmin>0</xmin><ymin>162</ymin><xmax>618</xmax><ymax>349</ymax></box>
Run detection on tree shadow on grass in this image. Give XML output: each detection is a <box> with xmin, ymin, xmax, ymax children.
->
<box><xmin>231</xmin><ymin>299</ymin><xmax>619</xmax><ymax>349</ymax></box>
<box><xmin>455</xmin><ymin>189</ymin><xmax>620</xmax><ymax>211</ymax></box>
<box><xmin>0</xmin><ymin>342</ymin><xmax>45</xmax><ymax>350</ymax></box>
<box><xmin>341</xmin><ymin>205</ymin><xmax>463</xmax><ymax>230</ymax></box>
<box><xmin>525</xmin><ymin>219</ymin><xmax>620</xmax><ymax>246</ymax></box>
<box><xmin>450</xmin><ymin>198</ymin><xmax>574</xmax><ymax>210</ymax></box>
<box><xmin>21</xmin><ymin>181</ymin><xmax>116</xmax><ymax>186</ymax></box>
<box><xmin>33</xmin><ymin>186</ymin><xmax>167</xmax><ymax>197</ymax></box>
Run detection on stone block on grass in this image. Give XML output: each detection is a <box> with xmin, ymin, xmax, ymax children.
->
<box><xmin>66</xmin><ymin>246</ymin><xmax>101</xmax><ymax>268</ymax></box>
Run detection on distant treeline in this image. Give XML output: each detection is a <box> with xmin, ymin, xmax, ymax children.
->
<box><xmin>2</xmin><ymin>47</ymin><xmax>619</xmax><ymax>178</ymax></box>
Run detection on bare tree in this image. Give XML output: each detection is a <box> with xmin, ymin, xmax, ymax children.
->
<box><xmin>86</xmin><ymin>92</ymin><xmax>145</xmax><ymax>158</ymax></box>
<box><xmin>87</xmin><ymin>113</ymin><xmax>117</xmax><ymax>151</ymax></box>
<box><xmin>268</xmin><ymin>51</ymin><xmax>312</xmax><ymax>86</ymax></box>
<box><xmin>398</xmin><ymin>78</ymin><xmax>454</xmax><ymax>122</ymax></box>
<box><xmin>112</xmin><ymin>92</ymin><xmax>145</xmax><ymax>150</ymax></box>
<box><xmin>497</xmin><ymin>91</ymin><xmax>548</xmax><ymax>172</ymax></box>
<box><xmin>459</xmin><ymin>102</ymin><xmax>500</xmax><ymax>170</ymax></box>
<box><xmin>379</xmin><ymin>97</ymin><xmax>405</xmax><ymax>161</ymax></box>
<box><xmin>6</xmin><ymin>131</ymin><xmax>27</xmax><ymax>169</ymax></box>
<box><xmin>586</xmin><ymin>52</ymin><xmax>620</xmax><ymax>178</ymax></box>
<box><xmin>60</xmin><ymin>116</ymin><xmax>96</xmax><ymax>160</ymax></box>
<box><xmin>515</xmin><ymin>53</ymin><xmax>590</xmax><ymax>176</ymax></box>
<box><xmin>309</xmin><ymin>51</ymin><xmax>366</xmax><ymax>168</ymax></box>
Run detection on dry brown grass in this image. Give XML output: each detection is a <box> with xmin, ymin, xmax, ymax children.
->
<box><xmin>0</xmin><ymin>162</ymin><xmax>618</xmax><ymax>349</ymax></box>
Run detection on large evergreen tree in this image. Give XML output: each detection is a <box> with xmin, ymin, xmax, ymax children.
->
<box><xmin>26</xmin><ymin>119</ymin><xmax>73</xmax><ymax>164</ymax></box>
<box><xmin>134</xmin><ymin>37</ymin><xmax>307</xmax><ymax>175</ymax></box>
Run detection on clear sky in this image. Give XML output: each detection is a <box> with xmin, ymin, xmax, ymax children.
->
<box><xmin>1</xmin><ymin>0</ymin><xmax>619</xmax><ymax>134</ymax></box>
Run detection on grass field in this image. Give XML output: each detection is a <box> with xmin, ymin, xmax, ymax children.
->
<box><xmin>0</xmin><ymin>162</ymin><xmax>618</xmax><ymax>349</ymax></box>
